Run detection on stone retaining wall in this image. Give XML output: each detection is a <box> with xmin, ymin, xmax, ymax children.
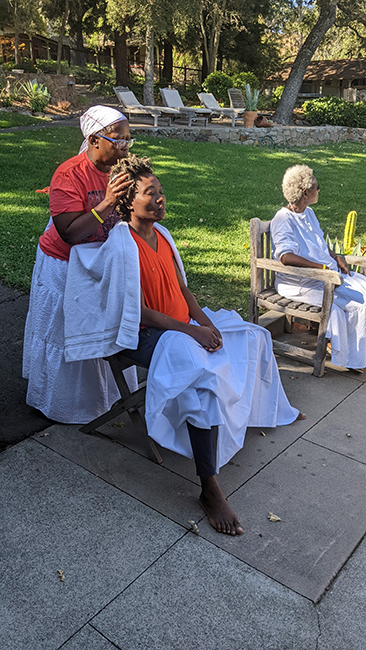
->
<box><xmin>131</xmin><ymin>123</ymin><xmax>366</xmax><ymax>147</ymax></box>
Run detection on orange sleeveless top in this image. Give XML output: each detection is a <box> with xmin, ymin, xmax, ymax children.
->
<box><xmin>130</xmin><ymin>229</ymin><xmax>190</xmax><ymax>324</ymax></box>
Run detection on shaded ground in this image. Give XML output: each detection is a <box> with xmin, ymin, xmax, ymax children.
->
<box><xmin>0</xmin><ymin>285</ymin><xmax>53</xmax><ymax>450</ymax></box>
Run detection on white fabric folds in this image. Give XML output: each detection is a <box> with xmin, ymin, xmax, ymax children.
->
<box><xmin>145</xmin><ymin>309</ymin><xmax>299</xmax><ymax>470</ymax></box>
<box><xmin>271</xmin><ymin>206</ymin><xmax>366</xmax><ymax>369</ymax></box>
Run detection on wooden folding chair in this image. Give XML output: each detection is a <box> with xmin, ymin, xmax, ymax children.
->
<box><xmin>80</xmin><ymin>353</ymin><xmax>163</xmax><ymax>464</ymax></box>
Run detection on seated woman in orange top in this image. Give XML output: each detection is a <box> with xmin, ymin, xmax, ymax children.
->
<box><xmin>111</xmin><ymin>155</ymin><xmax>304</xmax><ymax>537</ymax></box>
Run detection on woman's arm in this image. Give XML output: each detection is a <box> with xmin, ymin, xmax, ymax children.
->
<box><xmin>140</xmin><ymin>292</ymin><xmax>222</xmax><ymax>352</ymax></box>
<box><xmin>53</xmin><ymin>172</ymin><xmax>132</xmax><ymax>245</ymax></box>
<box><xmin>280</xmin><ymin>252</ymin><xmax>328</xmax><ymax>269</ymax></box>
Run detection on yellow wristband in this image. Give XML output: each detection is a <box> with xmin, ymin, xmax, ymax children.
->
<box><xmin>322</xmin><ymin>264</ymin><xmax>327</xmax><ymax>270</ymax></box>
<box><xmin>91</xmin><ymin>208</ymin><xmax>103</xmax><ymax>224</ymax></box>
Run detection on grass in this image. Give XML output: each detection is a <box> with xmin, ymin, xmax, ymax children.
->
<box><xmin>1</xmin><ymin>125</ymin><xmax>366</xmax><ymax>318</ymax></box>
<box><xmin>0</xmin><ymin>110</ymin><xmax>51</xmax><ymax>129</ymax></box>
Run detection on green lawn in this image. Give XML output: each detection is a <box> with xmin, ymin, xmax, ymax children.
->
<box><xmin>1</xmin><ymin>125</ymin><xmax>366</xmax><ymax>317</ymax></box>
<box><xmin>0</xmin><ymin>110</ymin><xmax>52</xmax><ymax>129</ymax></box>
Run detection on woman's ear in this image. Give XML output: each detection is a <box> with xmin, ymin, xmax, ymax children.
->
<box><xmin>89</xmin><ymin>134</ymin><xmax>99</xmax><ymax>148</ymax></box>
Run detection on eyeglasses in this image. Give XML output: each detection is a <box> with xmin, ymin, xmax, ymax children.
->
<box><xmin>97</xmin><ymin>135</ymin><xmax>135</xmax><ymax>150</ymax></box>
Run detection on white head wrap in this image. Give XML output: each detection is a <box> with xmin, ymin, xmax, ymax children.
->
<box><xmin>78</xmin><ymin>105</ymin><xmax>127</xmax><ymax>154</ymax></box>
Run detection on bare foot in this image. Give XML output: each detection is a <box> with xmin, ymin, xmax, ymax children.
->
<box><xmin>199</xmin><ymin>476</ymin><xmax>243</xmax><ymax>536</ymax></box>
<box><xmin>296</xmin><ymin>412</ymin><xmax>306</xmax><ymax>420</ymax></box>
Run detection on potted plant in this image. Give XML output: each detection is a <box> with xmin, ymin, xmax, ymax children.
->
<box><xmin>243</xmin><ymin>83</ymin><xmax>259</xmax><ymax>128</ymax></box>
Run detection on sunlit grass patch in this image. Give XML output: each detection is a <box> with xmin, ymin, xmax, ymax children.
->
<box><xmin>1</xmin><ymin>129</ymin><xmax>366</xmax><ymax>317</ymax></box>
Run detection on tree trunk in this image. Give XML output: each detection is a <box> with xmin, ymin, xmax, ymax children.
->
<box><xmin>274</xmin><ymin>0</ymin><xmax>337</xmax><ymax>124</ymax></box>
<box><xmin>162</xmin><ymin>40</ymin><xmax>173</xmax><ymax>83</ymax></box>
<box><xmin>201</xmin><ymin>42</ymin><xmax>208</xmax><ymax>83</ymax></box>
<box><xmin>114</xmin><ymin>29</ymin><xmax>129</xmax><ymax>86</ymax></box>
<box><xmin>200</xmin><ymin>2</ymin><xmax>225</xmax><ymax>76</ymax></box>
<box><xmin>14</xmin><ymin>30</ymin><xmax>19</xmax><ymax>65</ymax></box>
<box><xmin>57</xmin><ymin>0</ymin><xmax>69</xmax><ymax>75</ymax></box>
<box><xmin>143</xmin><ymin>25</ymin><xmax>154</xmax><ymax>105</ymax></box>
<box><xmin>69</xmin><ymin>14</ymin><xmax>86</xmax><ymax>66</ymax></box>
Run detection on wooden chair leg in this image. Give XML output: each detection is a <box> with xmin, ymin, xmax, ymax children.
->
<box><xmin>313</xmin><ymin>281</ymin><xmax>335</xmax><ymax>378</ymax></box>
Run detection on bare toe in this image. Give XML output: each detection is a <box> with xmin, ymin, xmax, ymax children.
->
<box><xmin>296</xmin><ymin>412</ymin><xmax>306</xmax><ymax>421</ymax></box>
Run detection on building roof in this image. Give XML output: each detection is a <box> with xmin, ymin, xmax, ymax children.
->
<box><xmin>270</xmin><ymin>58</ymin><xmax>366</xmax><ymax>82</ymax></box>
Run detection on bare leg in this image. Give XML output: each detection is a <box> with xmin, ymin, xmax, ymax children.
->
<box><xmin>199</xmin><ymin>475</ymin><xmax>243</xmax><ymax>536</ymax></box>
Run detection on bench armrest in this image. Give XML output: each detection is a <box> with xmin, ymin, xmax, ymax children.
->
<box><xmin>256</xmin><ymin>258</ymin><xmax>343</xmax><ymax>285</ymax></box>
<box><xmin>344</xmin><ymin>255</ymin><xmax>366</xmax><ymax>267</ymax></box>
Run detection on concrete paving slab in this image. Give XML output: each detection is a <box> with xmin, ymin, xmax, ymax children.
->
<box><xmin>197</xmin><ymin>438</ymin><xmax>366</xmax><ymax>602</ymax></box>
<box><xmin>0</xmin><ymin>439</ymin><xmax>183</xmax><ymax>650</ymax></box>
<box><xmin>98</xmin><ymin>359</ymin><xmax>360</xmax><ymax>497</ymax></box>
<box><xmin>92</xmin><ymin>535</ymin><xmax>318</xmax><ymax>650</ymax></box>
<box><xmin>304</xmin><ymin>382</ymin><xmax>366</xmax><ymax>463</ymax></box>
<box><xmin>62</xmin><ymin>625</ymin><xmax>119</xmax><ymax>650</ymax></box>
<box><xmin>317</xmin><ymin>535</ymin><xmax>366</xmax><ymax>650</ymax></box>
<box><xmin>34</xmin><ymin>424</ymin><xmax>204</xmax><ymax>529</ymax></box>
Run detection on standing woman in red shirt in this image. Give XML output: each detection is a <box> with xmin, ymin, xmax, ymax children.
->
<box><xmin>23</xmin><ymin>105</ymin><xmax>134</xmax><ymax>423</ymax></box>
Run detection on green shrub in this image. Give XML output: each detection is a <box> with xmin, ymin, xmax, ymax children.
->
<box><xmin>21</xmin><ymin>80</ymin><xmax>51</xmax><ymax>112</ymax></box>
<box><xmin>231</xmin><ymin>72</ymin><xmax>259</xmax><ymax>95</ymax></box>
<box><xmin>303</xmin><ymin>95</ymin><xmax>366</xmax><ymax>128</ymax></box>
<box><xmin>202</xmin><ymin>71</ymin><xmax>233</xmax><ymax>104</ymax></box>
<box><xmin>35</xmin><ymin>59</ymin><xmax>71</xmax><ymax>75</ymax></box>
<box><xmin>271</xmin><ymin>85</ymin><xmax>284</xmax><ymax>108</ymax></box>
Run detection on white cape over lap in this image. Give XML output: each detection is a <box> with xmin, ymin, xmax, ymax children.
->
<box><xmin>145</xmin><ymin>309</ymin><xmax>299</xmax><ymax>470</ymax></box>
<box><xmin>271</xmin><ymin>206</ymin><xmax>366</xmax><ymax>369</ymax></box>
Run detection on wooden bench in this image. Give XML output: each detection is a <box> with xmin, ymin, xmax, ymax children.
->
<box><xmin>249</xmin><ymin>217</ymin><xmax>345</xmax><ymax>377</ymax></box>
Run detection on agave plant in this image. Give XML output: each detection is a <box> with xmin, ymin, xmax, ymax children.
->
<box><xmin>21</xmin><ymin>80</ymin><xmax>51</xmax><ymax>113</ymax></box>
<box><xmin>244</xmin><ymin>83</ymin><xmax>260</xmax><ymax>111</ymax></box>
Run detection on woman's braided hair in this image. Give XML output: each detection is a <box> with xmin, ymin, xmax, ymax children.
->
<box><xmin>109</xmin><ymin>154</ymin><xmax>154</xmax><ymax>221</ymax></box>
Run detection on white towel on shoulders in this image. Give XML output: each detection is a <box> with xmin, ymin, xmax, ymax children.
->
<box><xmin>64</xmin><ymin>220</ymin><xmax>186</xmax><ymax>362</ymax></box>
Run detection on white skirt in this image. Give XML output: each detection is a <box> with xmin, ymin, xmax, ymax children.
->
<box><xmin>145</xmin><ymin>309</ymin><xmax>299</xmax><ymax>470</ymax></box>
<box><xmin>23</xmin><ymin>247</ymin><xmax>121</xmax><ymax>423</ymax></box>
<box><xmin>276</xmin><ymin>271</ymin><xmax>366</xmax><ymax>369</ymax></box>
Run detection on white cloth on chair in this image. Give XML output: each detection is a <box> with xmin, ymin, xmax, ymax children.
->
<box><xmin>145</xmin><ymin>309</ymin><xmax>299</xmax><ymax>470</ymax></box>
<box><xmin>271</xmin><ymin>206</ymin><xmax>366</xmax><ymax>369</ymax></box>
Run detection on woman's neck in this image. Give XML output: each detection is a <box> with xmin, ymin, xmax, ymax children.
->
<box><xmin>87</xmin><ymin>150</ymin><xmax>110</xmax><ymax>173</ymax></box>
<box><xmin>129</xmin><ymin>219</ymin><xmax>157</xmax><ymax>250</ymax></box>
<box><xmin>288</xmin><ymin>199</ymin><xmax>308</xmax><ymax>213</ymax></box>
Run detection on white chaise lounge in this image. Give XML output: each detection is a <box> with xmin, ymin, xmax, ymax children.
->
<box><xmin>113</xmin><ymin>86</ymin><xmax>180</xmax><ymax>127</ymax></box>
<box><xmin>197</xmin><ymin>92</ymin><xmax>244</xmax><ymax>127</ymax></box>
<box><xmin>159</xmin><ymin>87</ymin><xmax>212</xmax><ymax>126</ymax></box>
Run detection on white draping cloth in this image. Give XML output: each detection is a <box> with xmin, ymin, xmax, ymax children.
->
<box><xmin>145</xmin><ymin>309</ymin><xmax>299</xmax><ymax>470</ymax></box>
<box><xmin>64</xmin><ymin>221</ymin><xmax>186</xmax><ymax>361</ymax></box>
<box><xmin>78</xmin><ymin>105</ymin><xmax>127</xmax><ymax>154</ymax></box>
<box><xmin>23</xmin><ymin>246</ymin><xmax>122</xmax><ymax>423</ymax></box>
<box><xmin>271</xmin><ymin>207</ymin><xmax>366</xmax><ymax>368</ymax></box>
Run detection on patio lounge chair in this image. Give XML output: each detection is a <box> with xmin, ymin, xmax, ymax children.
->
<box><xmin>113</xmin><ymin>86</ymin><xmax>180</xmax><ymax>127</ymax></box>
<box><xmin>197</xmin><ymin>92</ymin><xmax>243</xmax><ymax>127</ymax></box>
<box><xmin>159</xmin><ymin>87</ymin><xmax>212</xmax><ymax>126</ymax></box>
<box><xmin>228</xmin><ymin>88</ymin><xmax>245</xmax><ymax>110</ymax></box>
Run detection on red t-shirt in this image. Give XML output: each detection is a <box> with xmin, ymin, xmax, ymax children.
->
<box><xmin>130</xmin><ymin>229</ymin><xmax>190</xmax><ymax>324</ymax></box>
<box><xmin>38</xmin><ymin>152</ymin><xmax>120</xmax><ymax>261</ymax></box>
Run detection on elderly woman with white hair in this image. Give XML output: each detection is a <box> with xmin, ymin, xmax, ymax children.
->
<box><xmin>23</xmin><ymin>105</ymin><xmax>135</xmax><ymax>422</ymax></box>
<box><xmin>271</xmin><ymin>164</ymin><xmax>366</xmax><ymax>371</ymax></box>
